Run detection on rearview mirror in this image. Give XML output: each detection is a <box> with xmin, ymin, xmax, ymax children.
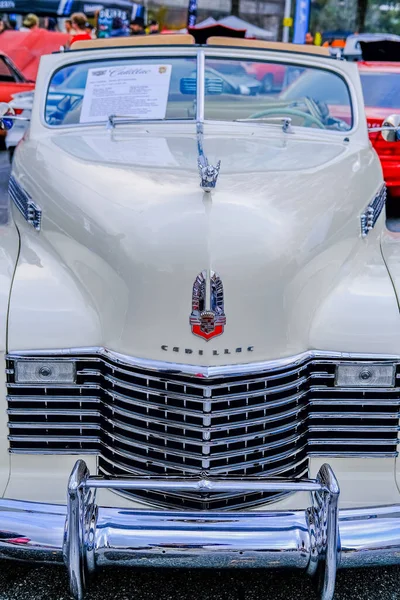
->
<box><xmin>382</xmin><ymin>114</ymin><xmax>400</xmax><ymax>142</ymax></box>
<box><xmin>0</xmin><ymin>102</ymin><xmax>15</xmax><ymax>131</ymax></box>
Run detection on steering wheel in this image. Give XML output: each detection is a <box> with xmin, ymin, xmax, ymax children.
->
<box><xmin>47</xmin><ymin>92</ymin><xmax>83</xmax><ymax>125</ymax></box>
<box><xmin>248</xmin><ymin>107</ymin><xmax>325</xmax><ymax>129</ymax></box>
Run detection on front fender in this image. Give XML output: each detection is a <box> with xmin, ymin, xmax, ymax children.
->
<box><xmin>0</xmin><ymin>214</ymin><xmax>19</xmax><ymax>495</ymax></box>
<box><xmin>308</xmin><ymin>225</ymin><xmax>400</xmax><ymax>354</ymax></box>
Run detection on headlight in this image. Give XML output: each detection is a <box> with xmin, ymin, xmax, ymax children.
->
<box><xmin>14</xmin><ymin>361</ymin><xmax>76</xmax><ymax>384</ymax></box>
<box><xmin>239</xmin><ymin>84</ymin><xmax>251</xmax><ymax>96</ymax></box>
<box><xmin>335</xmin><ymin>362</ymin><xmax>395</xmax><ymax>387</ymax></box>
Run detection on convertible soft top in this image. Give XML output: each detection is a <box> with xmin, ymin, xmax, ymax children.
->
<box><xmin>71</xmin><ymin>33</ymin><xmax>331</xmax><ymax>57</ymax></box>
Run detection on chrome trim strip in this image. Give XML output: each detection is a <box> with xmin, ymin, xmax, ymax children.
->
<box><xmin>7</xmin><ymin>347</ymin><xmax>400</xmax><ymax>378</ymax></box>
<box><xmin>101</xmin><ymin>430</ymin><xmax>307</xmax><ymax>468</ymax></box>
<box><xmin>104</xmin><ymin>387</ymin><xmax>307</xmax><ymax>420</ymax></box>
<box><xmin>100</xmin><ymin>452</ymin><xmax>309</xmax><ymax>481</ymax></box>
<box><xmin>104</xmin><ymin>403</ymin><xmax>304</xmax><ymax>437</ymax></box>
<box><xmin>103</xmin><ymin>369</ymin><xmax>310</xmax><ymax>399</ymax></box>
<box><xmin>196</xmin><ymin>49</ymin><xmax>204</xmax><ymax>122</ymax></box>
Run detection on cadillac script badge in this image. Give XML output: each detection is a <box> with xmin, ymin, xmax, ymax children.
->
<box><xmin>190</xmin><ymin>270</ymin><xmax>226</xmax><ymax>340</ymax></box>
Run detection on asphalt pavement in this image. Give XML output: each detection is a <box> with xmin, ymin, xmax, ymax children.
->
<box><xmin>1</xmin><ymin>150</ymin><xmax>400</xmax><ymax>599</ymax></box>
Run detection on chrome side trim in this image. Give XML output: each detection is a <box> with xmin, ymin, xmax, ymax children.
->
<box><xmin>7</xmin><ymin>347</ymin><xmax>400</xmax><ymax>378</ymax></box>
<box><xmin>8</xmin><ymin>175</ymin><xmax>42</xmax><ymax>231</ymax></box>
<box><xmin>361</xmin><ymin>184</ymin><xmax>387</xmax><ymax>237</ymax></box>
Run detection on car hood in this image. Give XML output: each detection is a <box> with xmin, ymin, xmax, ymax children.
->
<box><xmin>10</xmin><ymin>125</ymin><xmax>399</xmax><ymax>365</ymax></box>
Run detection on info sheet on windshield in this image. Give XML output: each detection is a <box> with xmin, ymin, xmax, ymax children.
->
<box><xmin>79</xmin><ymin>64</ymin><xmax>172</xmax><ymax>123</ymax></box>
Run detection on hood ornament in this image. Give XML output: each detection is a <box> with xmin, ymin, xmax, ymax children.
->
<box><xmin>190</xmin><ymin>270</ymin><xmax>226</xmax><ymax>341</ymax></box>
<box><xmin>197</xmin><ymin>122</ymin><xmax>221</xmax><ymax>192</ymax></box>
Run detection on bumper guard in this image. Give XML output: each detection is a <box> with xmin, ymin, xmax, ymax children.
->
<box><xmin>65</xmin><ymin>461</ymin><xmax>340</xmax><ymax>600</ymax></box>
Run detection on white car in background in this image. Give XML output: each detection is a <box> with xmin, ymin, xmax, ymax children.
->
<box><xmin>1</xmin><ymin>34</ymin><xmax>400</xmax><ymax>600</ymax></box>
<box><xmin>6</xmin><ymin>90</ymin><xmax>34</xmax><ymax>161</ymax></box>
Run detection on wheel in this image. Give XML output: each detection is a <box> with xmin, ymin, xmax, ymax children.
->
<box><xmin>262</xmin><ymin>73</ymin><xmax>274</xmax><ymax>93</ymax></box>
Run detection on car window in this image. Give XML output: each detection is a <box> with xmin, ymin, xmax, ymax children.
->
<box><xmin>45</xmin><ymin>57</ymin><xmax>197</xmax><ymax>126</ymax></box>
<box><xmin>283</xmin><ymin>70</ymin><xmax>350</xmax><ymax>105</ymax></box>
<box><xmin>204</xmin><ymin>58</ymin><xmax>352</xmax><ymax>131</ymax></box>
<box><xmin>0</xmin><ymin>57</ymin><xmax>17</xmax><ymax>83</ymax></box>
<box><xmin>360</xmin><ymin>72</ymin><xmax>400</xmax><ymax>109</ymax></box>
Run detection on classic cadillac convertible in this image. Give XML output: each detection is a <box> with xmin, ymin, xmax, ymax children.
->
<box><xmin>1</xmin><ymin>34</ymin><xmax>400</xmax><ymax>600</ymax></box>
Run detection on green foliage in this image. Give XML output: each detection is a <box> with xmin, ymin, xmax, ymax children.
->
<box><xmin>366</xmin><ymin>2</ymin><xmax>400</xmax><ymax>34</ymax></box>
<box><xmin>313</xmin><ymin>0</ymin><xmax>357</xmax><ymax>31</ymax></box>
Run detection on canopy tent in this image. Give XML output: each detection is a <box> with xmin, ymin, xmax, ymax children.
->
<box><xmin>0</xmin><ymin>0</ymin><xmax>138</xmax><ymax>16</ymax></box>
<box><xmin>217</xmin><ymin>16</ymin><xmax>274</xmax><ymax>40</ymax></box>
<box><xmin>194</xmin><ymin>17</ymin><xmax>217</xmax><ymax>28</ymax></box>
<box><xmin>190</xmin><ymin>16</ymin><xmax>274</xmax><ymax>41</ymax></box>
<box><xmin>188</xmin><ymin>22</ymin><xmax>246</xmax><ymax>44</ymax></box>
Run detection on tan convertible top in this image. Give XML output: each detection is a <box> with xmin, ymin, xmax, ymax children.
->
<box><xmin>71</xmin><ymin>34</ymin><xmax>195</xmax><ymax>50</ymax></box>
<box><xmin>207</xmin><ymin>37</ymin><xmax>330</xmax><ymax>56</ymax></box>
<box><xmin>71</xmin><ymin>34</ymin><xmax>330</xmax><ymax>56</ymax></box>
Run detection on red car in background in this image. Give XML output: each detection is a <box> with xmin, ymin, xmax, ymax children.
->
<box><xmin>244</xmin><ymin>62</ymin><xmax>286</xmax><ymax>92</ymax></box>
<box><xmin>358</xmin><ymin>61</ymin><xmax>400</xmax><ymax>199</ymax></box>
<box><xmin>0</xmin><ymin>52</ymin><xmax>35</xmax><ymax>145</ymax></box>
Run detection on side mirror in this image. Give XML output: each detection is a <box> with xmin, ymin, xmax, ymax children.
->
<box><xmin>382</xmin><ymin>114</ymin><xmax>400</xmax><ymax>142</ymax></box>
<box><xmin>0</xmin><ymin>102</ymin><xmax>15</xmax><ymax>131</ymax></box>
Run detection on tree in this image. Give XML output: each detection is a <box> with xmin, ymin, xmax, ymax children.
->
<box><xmin>365</xmin><ymin>1</ymin><xmax>400</xmax><ymax>34</ymax></box>
<box><xmin>231</xmin><ymin>0</ymin><xmax>239</xmax><ymax>16</ymax></box>
<box><xmin>356</xmin><ymin>0</ymin><xmax>369</xmax><ymax>31</ymax></box>
<box><xmin>315</xmin><ymin>0</ymin><xmax>356</xmax><ymax>32</ymax></box>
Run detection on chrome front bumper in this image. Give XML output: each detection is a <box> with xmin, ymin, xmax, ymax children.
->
<box><xmin>0</xmin><ymin>462</ymin><xmax>399</xmax><ymax>600</ymax></box>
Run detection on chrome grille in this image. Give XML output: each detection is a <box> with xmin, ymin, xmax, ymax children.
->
<box><xmin>6</xmin><ymin>353</ymin><xmax>400</xmax><ymax>510</ymax></box>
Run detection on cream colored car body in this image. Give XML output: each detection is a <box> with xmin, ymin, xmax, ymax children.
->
<box><xmin>2</xmin><ymin>42</ymin><xmax>400</xmax><ymax>529</ymax></box>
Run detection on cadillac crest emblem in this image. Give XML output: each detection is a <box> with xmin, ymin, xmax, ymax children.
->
<box><xmin>190</xmin><ymin>270</ymin><xmax>226</xmax><ymax>340</ymax></box>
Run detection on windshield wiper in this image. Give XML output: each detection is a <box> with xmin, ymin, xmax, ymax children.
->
<box><xmin>106</xmin><ymin>114</ymin><xmax>167</xmax><ymax>129</ymax></box>
<box><xmin>235</xmin><ymin>116</ymin><xmax>293</xmax><ymax>133</ymax></box>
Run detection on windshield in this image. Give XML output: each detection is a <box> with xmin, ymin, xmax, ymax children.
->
<box><xmin>45</xmin><ymin>53</ymin><xmax>353</xmax><ymax>131</ymax></box>
<box><xmin>45</xmin><ymin>57</ymin><xmax>197</xmax><ymax>125</ymax></box>
<box><xmin>360</xmin><ymin>72</ymin><xmax>400</xmax><ymax>109</ymax></box>
<box><xmin>203</xmin><ymin>59</ymin><xmax>352</xmax><ymax>130</ymax></box>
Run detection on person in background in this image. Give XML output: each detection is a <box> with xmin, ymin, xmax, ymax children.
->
<box><xmin>129</xmin><ymin>16</ymin><xmax>145</xmax><ymax>35</ymax></box>
<box><xmin>8</xmin><ymin>18</ymin><xmax>17</xmax><ymax>30</ymax></box>
<box><xmin>85</xmin><ymin>21</ymin><xmax>95</xmax><ymax>38</ymax></box>
<box><xmin>148</xmin><ymin>19</ymin><xmax>159</xmax><ymax>34</ymax></box>
<box><xmin>314</xmin><ymin>31</ymin><xmax>322</xmax><ymax>46</ymax></box>
<box><xmin>69</xmin><ymin>13</ymin><xmax>92</xmax><ymax>46</ymax></box>
<box><xmin>110</xmin><ymin>16</ymin><xmax>128</xmax><ymax>37</ymax></box>
<box><xmin>47</xmin><ymin>17</ymin><xmax>58</xmax><ymax>31</ymax></box>
<box><xmin>0</xmin><ymin>19</ymin><xmax>9</xmax><ymax>33</ymax></box>
<box><xmin>305</xmin><ymin>32</ymin><xmax>314</xmax><ymax>45</ymax></box>
<box><xmin>331</xmin><ymin>38</ymin><xmax>345</xmax><ymax>49</ymax></box>
<box><xmin>64</xmin><ymin>19</ymin><xmax>73</xmax><ymax>33</ymax></box>
<box><xmin>20</xmin><ymin>13</ymin><xmax>40</xmax><ymax>31</ymax></box>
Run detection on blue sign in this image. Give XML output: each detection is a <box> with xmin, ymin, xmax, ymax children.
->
<box><xmin>293</xmin><ymin>0</ymin><xmax>310</xmax><ymax>44</ymax></box>
<box><xmin>187</xmin><ymin>0</ymin><xmax>197</xmax><ymax>27</ymax></box>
